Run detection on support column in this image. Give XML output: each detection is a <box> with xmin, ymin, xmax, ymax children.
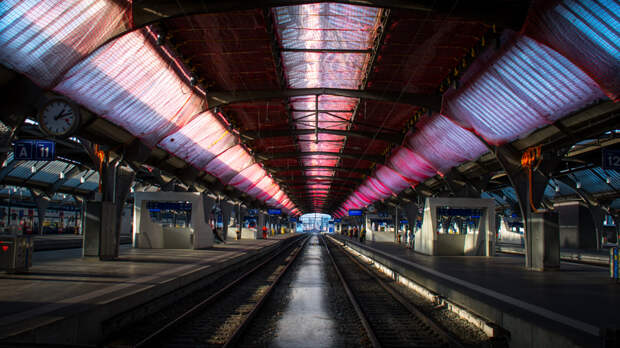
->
<box><xmin>527</xmin><ymin>212</ymin><xmax>560</xmax><ymax>271</ymax></box>
<box><xmin>493</xmin><ymin>145</ymin><xmax>560</xmax><ymax>270</ymax></box>
<box><xmin>235</xmin><ymin>203</ymin><xmax>243</xmax><ymax>240</ymax></box>
<box><xmin>258</xmin><ymin>212</ymin><xmax>266</xmax><ymax>238</ymax></box>
<box><xmin>202</xmin><ymin>194</ymin><xmax>215</xmax><ymax>240</ymax></box>
<box><xmin>29</xmin><ymin>189</ymin><xmax>50</xmax><ymax>236</ymax></box>
<box><xmin>221</xmin><ymin>201</ymin><xmax>233</xmax><ymax>240</ymax></box>
<box><xmin>99</xmin><ymin>164</ymin><xmax>135</xmax><ymax>260</ymax></box>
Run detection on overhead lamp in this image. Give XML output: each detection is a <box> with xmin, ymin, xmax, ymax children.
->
<box><xmin>576</xmin><ymin>181</ymin><xmax>581</xmax><ymax>189</ymax></box>
<box><xmin>156</xmin><ymin>33</ymin><xmax>165</xmax><ymax>46</ymax></box>
<box><xmin>555</xmin><ymin>184</ymin><xmax>560</xmax><ymax>193</ymax></box>
<box><xmin>80</xmin><ymin>176</ymin><xmax>85</xmax><ymax>184</ymax></box>
<box><xmin>31</xmin><ymin>165</ymin><xmax>36</xmax><ymax>174</ymax></box>
<box><xmin>59</xmin><ymin>171</ymin><xmax>65</xmax><ymax>180</ymax></box>
<box><xmin>606</xmin><ymin>176</ymin><xmax>611</xmax><ymax>184</ymax></box>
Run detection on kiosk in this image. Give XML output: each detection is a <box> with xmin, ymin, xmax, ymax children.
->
<box><xmin>415</xmin><ymin>197</ymin><xmax>495</xmax><ymax>256</ymax></box>
<box><xmin>133</xmin><ymin>192</ymin><xmax>214</xmax><ymax>249</ymax></box>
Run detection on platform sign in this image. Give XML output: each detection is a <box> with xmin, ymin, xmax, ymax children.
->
<box><xmin>334</xmin><ymin>218</ymin><xmax>341</xmax><ymax>223</ymax></box>
<box><xmin>14</xmin><ymin>140</ymin><xmax>55</xmax><ymax>161</ymax></box>
<box><xmin>348</xmin><ymin>209</ymin><xmax>362</xmax><ymax>216</ymax></box>
<box><xmin>602</xmin><ymin>149</ymin><xmax>620</xmax><ymax>171</ymax></box>
<box><xmin>289</xmin><ymin>217</ymin><xmax>297</xmax><ymax>222</ymax></box>
<box><xmin>268</xmin><ymin>208</ymin><xmax>281</xmax><ymax>215</ymax></box>
<box><xmin>400</xmin><ymin>219</ymin><xmax>408</xmax><ymax>224</ymax></box>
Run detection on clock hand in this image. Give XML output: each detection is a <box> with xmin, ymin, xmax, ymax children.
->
<box><xmin>54</xmin><ymin>112</ymin><xmax>71</xmax><ymax>120</ymax></box>
<box><xmin>53</xmin><ymin>110</ymin><xmax>65</xmax><ymax>121</ymax></box>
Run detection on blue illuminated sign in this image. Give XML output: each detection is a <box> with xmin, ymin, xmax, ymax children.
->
<box><xmin>334</xmin><ymin>218</ymin><xmax>341</xmax><ymax>223</ymax></box>
<box><xmin>268</xmin><ymin>209</ymin><xmax>281</xmax><ymax>215</ymax></box>
<box><xmin>348</xmin><ymin>209</ymin><xmax>362</xmax><ymax>216</ymax></box>
<box><xmin>289</xmin><ymin>217</ymin><xmax>297</xmax><ymax>222</ymax></box>
<box><xmin>436</xmin><ymin>208</ymin><xmax>482</xmax><ymax>217</ymax></box>
<box><xmin>14</xmin><ymin>140</ymin><xmax>55</xmax><ymax>161</ymax></box>
<box><xmin>146</xmin><ymin>202</ymin><xmax>192</xmax><ymax>211</ymax></box>
<box><xmin>602</xmin><ymin>149</ymin><xmax>620</xmax><ymax>170</ymax></box>
<box><xmin>400</xmin><ymin>220</ymin><xmax>408</xmax><ymax>224</ymax></box>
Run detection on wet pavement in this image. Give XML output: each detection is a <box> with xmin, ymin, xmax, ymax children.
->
<box><xmin>268</xmin><ymin>234</ymin><xmax>341</xmax><ymax>348</ymax></box>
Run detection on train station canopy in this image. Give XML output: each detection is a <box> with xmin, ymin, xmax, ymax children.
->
<box><xmin>0</xmin><ymin>0</ymin><xmax>618</xmax><ymax>215</ymax></box>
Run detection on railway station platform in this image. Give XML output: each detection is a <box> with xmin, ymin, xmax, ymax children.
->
<box><xmin>496</xmin><ymin>243</ymin><xmax>609</xmax><ymax>266</ymax></box>
<box><xmin>30</xmin><ymin>234</ymin><xmax>132</xmax><ymax>251</ymax></box>
<box><xmin>331</xmin><ymin>234</ymin><xmax>618</xmax><ymax>348</ymax></box>
<box><xmin>0</xmin><ymin>234</ymin><xmax>297</xmax><ymax>346</ymax></box>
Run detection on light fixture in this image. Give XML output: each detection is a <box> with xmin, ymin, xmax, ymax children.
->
<box><xmin>31</xmin><ymin>165</ymin><xmax>36</xmax><ymax>173</ymax></box>
<box><xmin>156</xmin><ymin>33</ymin><xmax>165</xmax><ymax>45</ymax></box>
<box><xmin>555</xmin><ymin>184</ymin><xmax>560</xmax><ymax>193</ymax></box>
<box><xmin>59</xmin><ymin>171</ymin><xmax>65</xmax><ymax>179</ymax></box>
<box><xmin>80</xmin><ymin>176</ymin><xmax>85</xmax><ymax>184</ymax></box>
<box><xmin>576</xmin><ymin>181</ymin><xmax>581</xmax><ymax>189</ymax></box>
<box><xmin>606</xmin><ymin>176</ymin><xmax>611</xmax><ymax>184</ymax></box>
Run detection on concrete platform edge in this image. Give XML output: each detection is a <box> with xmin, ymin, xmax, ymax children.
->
<box><xmin>333</xmin><ymin>235</ymin><xmax>604</xmax><ymax>348</ymax></box>
<box><xmin>2</xmin><ymin>236</ymin><xmax>298</xmax><ymax>346</ymax></box>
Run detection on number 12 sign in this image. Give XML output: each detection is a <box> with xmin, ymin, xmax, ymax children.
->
<box><xmin>602</xmin><ymin>149</ymin><xmax>620</xmax><ymax>171</ymax></box>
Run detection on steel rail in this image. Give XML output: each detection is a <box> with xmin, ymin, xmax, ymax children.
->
<box><xmin>222</xmin><ymin>235</ymin><xmax>310</xmax><ymax>347</ymax></box>
<box><xmin>324</xmin><ymin>235</ymin><xmax>465</xmax><ymax>348</ymax></box>
<box><xmin>133</xmin><ymin>235</ymin><xmax>308</xmax><ymax>347</ymax></box>
<box><xmin>321</xmin><ymin>234</ymin><xmax>381</xmax><ymax>348</ymax></box>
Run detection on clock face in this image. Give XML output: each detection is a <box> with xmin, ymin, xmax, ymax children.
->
<box><xmin>38</xmin><ymin>99</ymin><xmax>79</xmax><ymax>137</ymax></box>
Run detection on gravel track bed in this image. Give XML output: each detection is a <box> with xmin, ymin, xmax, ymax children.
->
<box><xmin>105</xmin><ymin>237</ymin><xmax>303</xmax><ymax>348</ymax></box>
<box><xmin>325</xmin><ymin>237</ymin><xmax>450</xmax><ymax>348</ymax></box>
<box><xmin>334</xmin><ymin>237</ymin><xmax>502</xmax><ymax>347</ymax></box>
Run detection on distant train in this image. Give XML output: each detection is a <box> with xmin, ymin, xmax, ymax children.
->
<box><xmin>0</xmin><ymin>203</ymin><xmax>81</xmax><ymax>235</ymax></box>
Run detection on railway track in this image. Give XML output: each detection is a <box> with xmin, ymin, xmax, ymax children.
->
<box><xmin>106</xmin><ymin>235</ymin><xmax>309</xmax><ymax>348</ymax></box>
<box><xmin>322</xmin><ymin>234</ymin><xmax>464</xmax><ymax>348</ymax></box>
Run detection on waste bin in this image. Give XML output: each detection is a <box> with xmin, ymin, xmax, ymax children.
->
<box><xmin>0</xmin><ymin>235</ymin><xmax>33</xmax><ymax>273</ymax></box>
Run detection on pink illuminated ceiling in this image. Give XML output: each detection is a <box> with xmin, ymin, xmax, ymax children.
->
<box><xmin>1</xmin><ymin>0</ymin><xmax>616</xmax><ymax>216</ymax></box>
<box><xmin>273</xmin><ymin>4</ymin><xmax>383</xmax><ymax>210</ymax></box>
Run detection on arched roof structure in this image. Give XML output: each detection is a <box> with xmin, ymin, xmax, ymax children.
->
<box><xmin>1</xmin><ymin>0</ymin><xmax>618</xmax><ymax>215</ymax></box>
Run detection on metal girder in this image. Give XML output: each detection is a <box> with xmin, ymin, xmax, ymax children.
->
<box><xmin>133</xmin><ymin>1</ymin><xmax>527</xmax><ymax>30</ymax></box>
<box><xmin>207</xmin><ymin>88</ymin><xmax>441</xmax><ymax>111</ymax></box>
<box><xmin>47</xmin><ymin>165</ymin><xmax>83</xmax><ymax>196</ymax></box>
<box><xmin>258</xmin><ymin>151</ymin><xmax>384</xmax><ymax>164</ymax></box>
<box><xmin>285</xmin><ymin>187</ymin><xmax>352</xmax><ymax>193</ymax></box>
<box><xmin>271</xmin><ymin>165</ymin><xmax>370</xmax><ymax>175</ymax></box>
<box><xmin>0</xmin><ymin>160</ymin><xmax>19</xmax><ymax>182</ymax></box>
<box><xmin>278</xmin><ymin>175</ymin><xmax>362</xmax><ymax>183</ymax></box>
<box><xmin>245</xmin><ymin>128</ymin><xmax>403</xmax><ymax>145</ymax></box>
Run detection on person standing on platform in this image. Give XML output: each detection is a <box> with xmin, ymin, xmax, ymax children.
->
<box><xmin>262</xmin><ymin>225</ymin><xmax>268</xmax><ymax>239</ymax></box>
<box><xmin>360</xmin><ymin>228</ymin><xmax>366</xmax><ymax>243</ymax></box>
<box><xmin>236</xmin><ymin>225</ymin><xmax>242</xmax><ymax>240</ymax></box>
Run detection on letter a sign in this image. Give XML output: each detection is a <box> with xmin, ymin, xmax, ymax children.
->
<box><xmin>13</xmin><ymin>140</ymin><xmax>55</xmax><ymax>161</ymax></box>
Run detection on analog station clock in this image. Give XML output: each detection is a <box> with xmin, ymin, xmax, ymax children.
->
<box><xmin>37</xmin><ymin>98</ymin><xmax>80</xmax><ymax>137</ymax></box>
